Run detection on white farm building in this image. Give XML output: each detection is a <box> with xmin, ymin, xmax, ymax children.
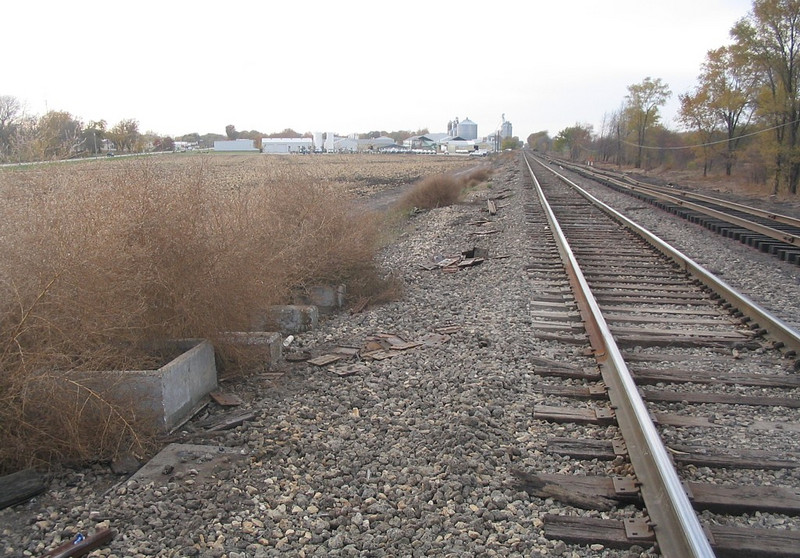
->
<box><xmin>262</xmin><ymin>138</ymin><xmax>313</xmax><ymax>153</ymax></box>
<box><xmin>213</xmin><ymin>139</ymin><xmax>259</xmax><ymax>151</ymax></box>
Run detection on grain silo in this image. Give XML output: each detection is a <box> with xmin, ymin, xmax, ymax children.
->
<box><xmin>457</xmin><ymin>118</ymin><xmax>478</xmax><ymax>140</ymax></box>
<box><xmin>500</xmin><ymin>119</ymin><xmax>513</xmax><ymax>139</ymax></box>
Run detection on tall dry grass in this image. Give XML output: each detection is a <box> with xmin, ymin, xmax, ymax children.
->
<box><xmin>0</xmin><ymin>157</ymin><xmax>387</xmax><ymax>472</ymax></box>
<box><xmin>397</xmin><ymin>174</ymin><xmax>466</xmax><ymax>210</ymax></box>
<box><xmin>396</xmin><ymin>166</ymin><xmax>493</xmax><ymax>211</ymax></box>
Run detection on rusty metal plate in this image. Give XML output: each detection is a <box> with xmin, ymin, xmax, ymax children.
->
<box><xmin>613</xmin><ymin>476</ymin><xmax>640</xmax><ymax>496</ymax></box>
<box><xmin>624</xmin><ymin>517</ymin><xmax>654</xmax><ymax>540</ymax></box>
<box><xmin>611</xmin><ymin>439</ymin><xmax>628</xmax><ymax>456</ymax></box>
<box><xmin>588</xmin><ymin>383</ymin><xmax>608</xmax><ymax>396</ymax></box>
<box><xmin>595</xmin><ymin>407</ymin><xmax>616</xmax><ymax>420</ymax></box>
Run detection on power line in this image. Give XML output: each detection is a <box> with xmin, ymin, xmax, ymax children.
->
<box><xmin>620</xmin><ymin>117</ymin><xmax>800</xmax><ymax>150</ymax></box>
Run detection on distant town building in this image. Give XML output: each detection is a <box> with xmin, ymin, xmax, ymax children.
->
<box><xmin>262</xmin><ymin>138</ymin><xmax>313</xmax><ymax>153</ymax></box>
<box><xmin>213</xmin><ymin>139</ymin><xmax>258</xmax><ymax>151</ymax></box>
<box><xmin>457</xmin><ymin>118</ymin><xmax>478</xmax><ymax>140</ymax></box>
<box><xmin>500</xmin><ymin>119</ymin><xmax>513</xmax><ymax>139</ymax></box>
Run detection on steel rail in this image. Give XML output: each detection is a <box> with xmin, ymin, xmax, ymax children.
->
<box><xmin>610</xmin><ymin>168</ymin><xmax>800</xmax><ymax>229</ymax></box>
<box><xmin>522</xmin><ymin>153</ymin><xmax>716</xmax><ymax>558</ymax></box>
<box><xmin>532</xmin><ymin>153</ymin><xmax>800</xmax><ymax>355</ymax></box>
<box><xmin>558</xmin><ymin>161</ymin><xmax>800</xmax><ymax>246</ymax></box>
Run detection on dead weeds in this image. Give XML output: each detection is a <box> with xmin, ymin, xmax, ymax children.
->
<box><xmin>0</xmin><ymin>153</ymin><xmax>443</xmax><ymax>472</ymax></box>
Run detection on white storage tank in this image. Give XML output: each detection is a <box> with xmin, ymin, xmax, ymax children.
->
<box><xmin>324</xmin><ymin>132</ymin><xmax>335</xmax><ymax>152</ymax></box>
<box><xmin>457</xmin><ymin>118</ymin><xmax>478</xmax><ymax>140</ymax></box>
<box><xmin>500</xmin><ymin>120</ymin><xmax>513</xmax><ymax>139</ymax></box>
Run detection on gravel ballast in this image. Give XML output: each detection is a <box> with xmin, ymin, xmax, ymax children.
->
<box><xmin>3</xmin><ymin>155</ymin><xmax>799</xmax><ymax>557</ymax></box>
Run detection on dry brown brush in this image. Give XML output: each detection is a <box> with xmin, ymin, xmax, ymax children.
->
<box><xmin>0</xmin><ymin>157</ymin><xmax>388</xmax><ymax>472</ymax></box>
<box><xmin>464</xmin><ymin>167</ymin><xmax>492</xmax><ymax>187</ymax></box>
<box><xmin>397</xmin><ymin>173</ymin><xmax>467</xmax><ymax>210</ymax></box>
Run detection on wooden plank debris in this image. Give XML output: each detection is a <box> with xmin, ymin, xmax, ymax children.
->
<box><xmin>284</xmin><ymin>351</ymin><xmax>311</xmax><ymax>362</ymax></box>
<box><xmin>308</xmin><ymin>354</ymin><xmax>344</xmax><ymax>366</ymax></box>
<box><xmin>361</xmin><ymin>350</ymin><xmax>396</xmax><ymax>361</ymax></box>
<box><xmin>209</xmin><ymin>391</ymin><xmax>243</xmax><ymax>407</ymax></box>
<box><xmin>202</xmin><ymin>410</ymin><xmax>256</xmax><ymax>432</ymax></box>
<box><xmin>458</xmin><ymin>257</ymin><xmax>484</xmax><ymax>268</ymax></box>
<box><xmin>436</xmin><ymin>257</ymin><xmax>461</xmax><ymax>268</ymax></box>
<box><xmin>0</xmin><ymin>469</ymin><xmax>47</xmax><ymax>510</ymax></box>
<box><xmin>435</xmin><ymin>325</ymin><xmax>461</xmax><ymax>335</ymax></box>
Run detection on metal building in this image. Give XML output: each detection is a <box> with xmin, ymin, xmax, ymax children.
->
<box><xmin>262</xmin><ymin>138</ymin><xmax>313</xmax><ymax>153</ymax></box>
<box><xmin>457</xmin><ymin>118</ymin><xmax>478</xmax><ymax>140</ymax></box>
<box><xmin>324</xmin><ymin>132</ymin><xmax>336</xmax><ymax>152</ymax></box>
<box><xmin>213</xmin><ymin>139</ymin><xmax>259</xmax><ymax>151</ymax></box>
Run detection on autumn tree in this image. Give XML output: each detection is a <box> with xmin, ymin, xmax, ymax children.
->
<box><xmin>553</xmin><ymin>124</ymin><xmax>593</xmax><ymax>161</ymax></box>
<box><xmin>266</xmin><ymin>128</ymin><xmax>301</xmax><ymax>138</ymax></box>
<box><xmin>701</xmin><ymin>46</ymin><xmax>756</xmax><ymax>175</ymax></box>
<box><xmin>501</xmin><ymin>136</ymin><xmax>522</xmax><ymax>150</ymax></box>
<box><xmin>35</xmin><ymin>111</ymin><xmax>82</xmax><ymax>159</ymax></box>
<box><xmin>732</xmin><ymin>0</ymin><xmax>800</xmax><ymax>194</ymax></box>
<box><xmin>80</xmin><ymin>119</ymin><xmax>107</xmax><ymax>155</ymax></box>
<box><xmin>625</xmin><ymin>77</ymin><xmax>671</xmax><ymax>168</ymax></box>
<box><xmin>108</xmin><ymin>118</ymin><xmax>140</xmax><ymax>153</ymax></box>
<box><xmin>679</xmin><ymin>88</ymin><xmax>719</xmax><ymax>176</ymax></box>
<box><xmin>0</xmin><ymin>95</ymin><xmax>23</xmax><ymax>160</ymax></box>
<box><xmin>526</xmin><ymin>131</ymin><xmax>551</xmax><ymax>151</ymax></box>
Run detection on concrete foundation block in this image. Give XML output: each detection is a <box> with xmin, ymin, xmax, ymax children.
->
<box><xmin>257</xmin><ymin>305</ymin><xmax>319</xmax><ymax>333</ymax></box>
<box><xmin>223</xmin><ymin>331</ymin><xmax>282</xmax><ymax>369</ymax></box>
<box><xmin>72</xmin><ymin>339</ymin><xmax>217</xmax><ymax>432</ymax></box>
<box><xmin>301</xmin><ymin>285</ymin><xmax>346</xmax><ymax>314</ymax></box>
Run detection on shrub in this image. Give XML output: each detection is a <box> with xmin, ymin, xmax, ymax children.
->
<box><xmin>464</xmin><ymin>167</ymin><xmax>492</xmax><ymax>187</ymax></box>
<box><xmin>397</xmin><ymin>173</ymin><xmax>466</xmax><ymax>210</ymax></box>
<box><xmin>0</xmin><ymin>157</ymin><xmax>390</xmax><ymax>472</ymax></box>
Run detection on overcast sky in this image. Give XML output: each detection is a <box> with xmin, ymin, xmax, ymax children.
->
<box><xmin>6</xmin><ymin>0</ymin><xmax>754</xmax><ymax>140</ymax></box>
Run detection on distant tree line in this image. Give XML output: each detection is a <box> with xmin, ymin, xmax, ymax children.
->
<box><xmin>536</xmin><ymin>0</ymin><xmax>800</xmax><ymax>196</ymax></box>
<box><xmin>0</xmin><ymin>99</ymin><xmax>173</xmax><ymax>162</ymax></box>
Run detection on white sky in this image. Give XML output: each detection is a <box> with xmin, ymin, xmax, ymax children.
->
<box><xmin>5</xmin><ymin>0</ymin><xmax>754</xmax><ymax>140</ymax></box>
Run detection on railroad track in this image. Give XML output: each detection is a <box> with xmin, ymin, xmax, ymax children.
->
<box><xmin>546</xmin><ymin>158</ymin><xmax>800</xmax><ymax>266</ymax></box>
<box><xmin>519</xmin><ymin>152</ymin><xmax>800</xmax><ymax>557</ymax></box>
